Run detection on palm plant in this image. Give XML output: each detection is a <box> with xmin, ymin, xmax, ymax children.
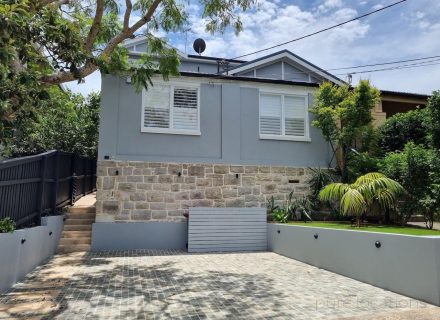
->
<box><xmin>319</xmin><ymin>172</ymin><xmax>405</xmax><ymax>227</ymax></box>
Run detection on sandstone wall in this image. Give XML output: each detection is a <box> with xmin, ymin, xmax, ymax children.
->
<box><xmin>96</xmin><ymin>161</ymin><xmax>311</xmax><ymax>222</ymax></box>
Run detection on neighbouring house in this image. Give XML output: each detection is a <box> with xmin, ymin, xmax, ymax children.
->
<box><xmin>94</xmin><ymin>37</ymin><xmax>429</xmax><ymax>249</ymax></box>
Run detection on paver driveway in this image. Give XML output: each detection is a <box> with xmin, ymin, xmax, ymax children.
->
<box><xmin>1</xmin><ymin>250</ymin><xmax>439</xmax><ymax>320</ymax></box>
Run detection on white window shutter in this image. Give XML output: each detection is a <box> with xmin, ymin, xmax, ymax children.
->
<box><xmin>172</xmin><ymin>87</ymin><xmax>199</xmax><ymax>131</ymax></box>
<box><xmin>284</xmin><ymin>96</ymin><xmax>306</xmax><ymax>136</ymax></box>
<box><xmin>260</xmin><ymin>94</ymin><xmax>282</xmax><ymax>135</ymax></box>
<box><xmin>143</xmin><ymin>85</ymin><xmax>170</xmax><ymax>128</ymax></box>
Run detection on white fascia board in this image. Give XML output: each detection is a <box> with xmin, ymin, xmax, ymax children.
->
<box><xmin>227</xmin><ymin>51</ymin><xmax>345</xmax><ymax>86</ymax></box>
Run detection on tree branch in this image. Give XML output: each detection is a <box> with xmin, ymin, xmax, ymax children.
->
<box><xmin>123</xmin><ymin>0</ymin><xmax>133</xmax><ymax>31</ymax></box>
<box><xmin>84</xmin><ymin>0</ymin><xmax>105</xmax><ymax>52</ymax></box>
<box><xmin>40</xmin><ymin>0</ymin><xmax>163</xmax><ymax>85</ymax></box>
<box><xmin>41</xmin><ymin>0</ymin><xmax>70</xmax><ymax>6</ymax></box>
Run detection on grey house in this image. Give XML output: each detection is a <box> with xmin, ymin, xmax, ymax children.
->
<box><xmin>94</xmin><ymin>37</ymin><xmax>345</xmax><ymax>249</ymax></box>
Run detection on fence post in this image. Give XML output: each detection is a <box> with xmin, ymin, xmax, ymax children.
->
<box><xmin>70</xmin><ymin>154</ymin><xmax>77</xmax><ymax>205</ymax></box>
<box><xmin>36</xmin><ymin>154</ymin><xmax>47</xmax><ymax>226</ymax></box>
<box><xmin>51</xmin><ymin>151</ymin><xmax>60</xmax><ymax>215</ymax></box>
<box><xmin>83</xmin><ymin>157</ymin><xmax>87</xmax><ymax>196</ymax></box>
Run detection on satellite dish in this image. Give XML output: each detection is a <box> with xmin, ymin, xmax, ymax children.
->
<box><xmin>193</xmin><ymin>38</ymin><xmax>206</xmax><ymax>55</ymax></box>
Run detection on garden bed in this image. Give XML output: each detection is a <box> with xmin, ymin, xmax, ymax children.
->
<box><xmin>287</xmin><ymin>221</ymin><xmax>440</xmax><ymax>236</ymax></box>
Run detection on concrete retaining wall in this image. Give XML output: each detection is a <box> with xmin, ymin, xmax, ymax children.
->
<box><xmin>91</xmin><ymin>221</ymin><xmax>188</xmax><ymax>251</ymax></box>
<box><xmin>268</xmin><ymin>223</ymin><xmax>440</xmax><ymax>306</ymax></box>
<box><xmin>0</xmin><ymin>215</ymin><xmax>64</xmax><ymax>293</ymax></box>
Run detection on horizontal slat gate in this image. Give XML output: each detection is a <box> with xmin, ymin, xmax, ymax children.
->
<box><xmin>188</xmin><ymin>208</ymin><xmax>267</xmax><ymax>253</ymax></box>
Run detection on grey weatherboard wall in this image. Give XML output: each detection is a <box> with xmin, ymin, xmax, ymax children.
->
<box><xmin>98</xmin><ymin>75</ymin><xmax>331</xmax><ymax>167</ymax></box>
<box><xmin>0</xmin><ymin>216</ymin><xmax>64</xmax><ymax>293</ymax></box>
<box><xmin>91</xmin><ymin>222</ymin><xmax>188</xmax><ymax>251</ymax></box>
<box><xmin>268</xmin><ymin>224</ymin><xmax>440</xmax><ymax>306</ymax></box>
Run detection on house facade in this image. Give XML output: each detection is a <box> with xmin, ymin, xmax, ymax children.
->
<box><xmin>93</xmin><ymin>37</ymin><xmax>428</xmax><ymax>249</ymax></box>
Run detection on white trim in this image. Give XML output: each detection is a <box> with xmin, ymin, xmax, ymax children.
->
<box><xmin>259</xmin><ymin>134</ymin><xmax>311</xmax><ymax>142</ymax></box>
<box><xmin>140</xmin><ymin>128</ymin><xmax>201</xmax><ymax>135</ymax></box>
<box><xmin>141</xmin><ymin>80</ymin><xmax>201</xmax><ymax>135</ymax></box>
<box><xmin>227</xmin><ymin>51</ymin><xmax>344</xmax><ymax>86</ymax></box>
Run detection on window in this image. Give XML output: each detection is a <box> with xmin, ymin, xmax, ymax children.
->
<box><xmin>142</xmin><ymin>83</ymin><xmax>200</xmax><ymax>135</ymax></box>
<box><xmin>259</xmin><ymin>92</ymin><xmax>309</xmax><ymax>141</ymax></box>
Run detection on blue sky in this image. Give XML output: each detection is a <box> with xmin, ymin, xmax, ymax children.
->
<box><xmin>66</xmin><ymin>0</ymin><xmax>440</xmax><ymax>95</ymax></box>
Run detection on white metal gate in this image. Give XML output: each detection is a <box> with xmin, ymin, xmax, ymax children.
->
<box><xmin>188</xmin><ymin>207</ymin><xmax>267</xmax><ymax>253</ymax></box>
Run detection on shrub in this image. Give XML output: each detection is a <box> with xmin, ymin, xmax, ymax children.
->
<box><xmin>0</xmin><ymin>218</ymin><xmax>16</xmax><ymax>233</ymax></box>
<box><xmin>378</xmin><ymin>108</ymin><xmax>429</xmax><ymax>154</ymax></box>
<box><xmin>346</xmin><ymin>152</ymin><xmax>379</xmax><ymax>182</ymax></box>
<box><xmin>271</xmin><ymin>208</ymin><xmax>289</xmax><ymax>223</ymax></box>
<box><xmin>380</xmin><ymin>143</ymin><xmax>440</xmax><ymax>228</ymax></box>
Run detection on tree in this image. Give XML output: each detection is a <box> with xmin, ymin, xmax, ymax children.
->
<box><xmin>3</xmin><ymin>87</ymin><xmax>100</xmax><ymax>158</ymax></box>
<box><xmin>1</xmin><ymin>0</ymin><xmax>255</xmax><ymax>86</ymax></box>
<box><xmin>319</xmin><ymin>172</ymin><xmax>404</xmax><ymax>227</ymax></box>
<box><xmin>311</xmin><ymin>80</ymin><xmax>380</xmax><ymax>182</ymax></box>
<box><xmin>378</xmin><ymin>108</ymin><xmax>429</xmax><ymax>154</ymax></box>
<box><xmin>427</xmin><ymin>91</ymin><xmax>440</xmax><ymax>150</ymax></box>
<box><xmin>380</xmin><ymin>142</ymin><xmax>440</xmax><ymax>228</ymax></box>
<box><xmin>1</xmin><ymin>0</ymin><xmax>255</xmax><ymax>148</ymax></box>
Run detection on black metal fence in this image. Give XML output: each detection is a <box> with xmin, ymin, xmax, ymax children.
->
<box><xmin>0</xmin><ymin>150</ymin><xmax>96</xmax><ymax>228</ymax></box>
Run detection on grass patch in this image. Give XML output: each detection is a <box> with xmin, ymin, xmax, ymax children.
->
<box><xmin>286</xmin><ymin>221</ymin><xmax>440</xmax><ymax>236</ymax></box>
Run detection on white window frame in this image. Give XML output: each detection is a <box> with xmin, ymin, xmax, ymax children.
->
<box><xmin>259</xmin><ymin>89</ymin><xmax>311</xmax><ymax>142</ymax></box>
<box><xmin>141</xmin><ymin>81</ymin><xmax>201</xmax><ymax>135</ymax></box>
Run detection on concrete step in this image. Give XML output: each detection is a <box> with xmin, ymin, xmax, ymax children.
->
<box><xmin>64</xmin><ymin>218</ymin><xmax>95</xmax><ymax>226</ymax></box>
<box><xmin>68</xmin><ymin>206</ymin><xmax>96</xmax><ymax>214</ymax></box>
<box><xmin>65</xmin><ymin>212</ymin><xmax>96</xmax><ymax>220</ymax></box>
<box><xmin>61</xmin><ymin>230</ymin><xmax>92</xmax><ymax>238</ymax></box>
<box><xmin>63</xmin><ymin>224</ymin><xmax>92</xmax><ymax>231</ymax></box>
<box><xmin>59</xmin><ymin>237</ymin><xmax>91</xmax><ymax>245</ymax></box>
<box><xmin>58</xmin><ymin>244</ymin><xmax>90</xmax><ymax>253</ymax></box>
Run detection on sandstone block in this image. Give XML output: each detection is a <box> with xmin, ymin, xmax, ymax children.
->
<box><xmin>147</xmin><ymin>191</ymin><xmax>164</xmax><ymax>202</ymax></box>
<box><xmin>118</xmin><ymin>182</ymin><xmax>136</xmax><ymax>192</ymax></box>
<box><xmin>130</xmin><ymin>193</ymin><xmax>146</xmax><ymax>201</ymax></box>
<box><xmin>190</xmin><ymin>190</ymin><xmax>205</xmax><ymax>199</ymax></box>
<box><xmin>224</xmin><ymin>174</ymin><xmax>240</xmax><ymax>185</ymax></box>
<box><xmin>205</xmin><ymin>187</ymin><xmax>222</xmax><ymax>199</ymax></box>
<box><xmin>102</xmin><ymin>201</ymin><xmax>119</xmax><ymax>214</ymax></box>
<box><xmin>214</xmin><ymin>165</ymin><xmax>229</xmax><ymax>174</ymax></box>
<box><xmin>225</xmin><ymin>198</ymin><xmax>245</xmax><ymax>207</ymax></box>
<box><xmin>230</xmin><ymin>166</ymin><xmax>244</xmax><ymax>173</ymax></box>
<box><xmin>132</xmin><ymin>210</ymin><xmax>151</xmax><ymax>220</ymax></box>
<box><xmin>122</xmin><ymin>167</ymin><xmax>133</xmax><ymax>175</ymax></box>
<box><xmin>127</xmin><ymin>175</ymin><xmax>143</xmax><ymax>183</ymax></box>
<box><xmin>188</xmin><ymin>166</ymin><xmax>205</xmax><ymax>177</ymax></box>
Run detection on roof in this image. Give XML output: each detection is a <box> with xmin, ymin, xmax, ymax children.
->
<box><xmin>225</xmin><ymin>49</ymin><xmax>346</xmax><ymax>86</ymax></box>
<box><xmin>381</xmin><ymin>90</ymin><xmax>429</xmax><ymax>100</ymax></box>
<box><xmin>186</xmin><ymin>55</ymin><xmax>247</xmax><ymax>64</ymax></box>
<box><xmin>179</xmin><ymin>72</ymin><xmax>320</xmax><ymax>88</ymax></box>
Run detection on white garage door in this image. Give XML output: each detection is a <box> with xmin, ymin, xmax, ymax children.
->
<box><xmin>188</xmin><ymin>207</ymin><xmax>267</xmax><ymax>253</ymax></box>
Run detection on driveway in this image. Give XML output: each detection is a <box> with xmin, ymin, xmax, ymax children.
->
<box><xmin>0</xmin><ymin>250</ymin><xmax>439</xmax><ymax>320</ymax></box>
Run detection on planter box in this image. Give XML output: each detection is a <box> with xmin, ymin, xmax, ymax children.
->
<box><xmin>268</xmin><ymin>223</ymin><xmax>440</xmax><ymax>306</ymax></box>
<box><xmin>0</xmin><ymin>215</ymin><xmax>64</xmax><ymax>293</ymax></box>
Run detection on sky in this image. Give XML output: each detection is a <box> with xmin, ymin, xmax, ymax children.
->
<box><xmin>66</xmin><ymin>0</ymin><xmax>440</xmax><ymax>96</ymax></box>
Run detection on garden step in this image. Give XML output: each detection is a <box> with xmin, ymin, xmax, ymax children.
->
<box><xmin>61</xmin><ymin>230</ymin><xmax>92</xmax><ymax>238</ymax></box>
<box><xmin>65</xmin><ymin>212</ymin><xmax>96</xmax><ymax>220</ymax></box>
<box><xmin>59</xmin><ymin>237</ymin><xmax>91</xmax><ymax>245</ymax></box>
<box><xmin>58</xmin><ymin>244</ymin><xmax>90</xmax><ymax>253</ymax></box>
<box><xmin>68</xmin><ymin>206</ymin><xmax>96</xmax><ymax>214</ymax></box>
<box><xmin>63</xmin><ymin>224</ymin><xmax>92</xmax><ymax>231</ymax></box>
<box><xmin>64</xmin><ymin>218</ymin><xmax>95</xmax><ymax>226</ymax></box>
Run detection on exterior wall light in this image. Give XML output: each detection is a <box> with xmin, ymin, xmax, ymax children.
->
<box><xmin>314</xmin><ymin>234</ymin><xmax>318</xmax><ymax>239</ymax></box>
<box><xmin>235</xmin><ymin>174</ymin><xmax>239</xmax><ymax>179</ymax></box>
<box><xmin>277</xmin><ymin>230</ymin><xmax>280</xmax><ymax>234</ymax></box>
<box><xmin>49</xmin><ymin>231</ymin><xmax>53</xmax><ymax>236</ymax></box>
<box><xmin>375</xmin><ymin>241</ymin><xmax>381</xmax><ymax>248</ymax></box>
<box><xmin>21</xmin><ymin>239</ymin><xmax>26</xmax><ymax>244</ymax></box>
<box><xmin>178</xmin><ymin>172</ymin><xmax>182</xmax><ymax>177</ymax></box>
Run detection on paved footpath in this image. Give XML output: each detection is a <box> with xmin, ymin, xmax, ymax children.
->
<box><xmin>0</xmin><ymin>250</ymin><xmax>439</xmax><ymax>320</ymax></box>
